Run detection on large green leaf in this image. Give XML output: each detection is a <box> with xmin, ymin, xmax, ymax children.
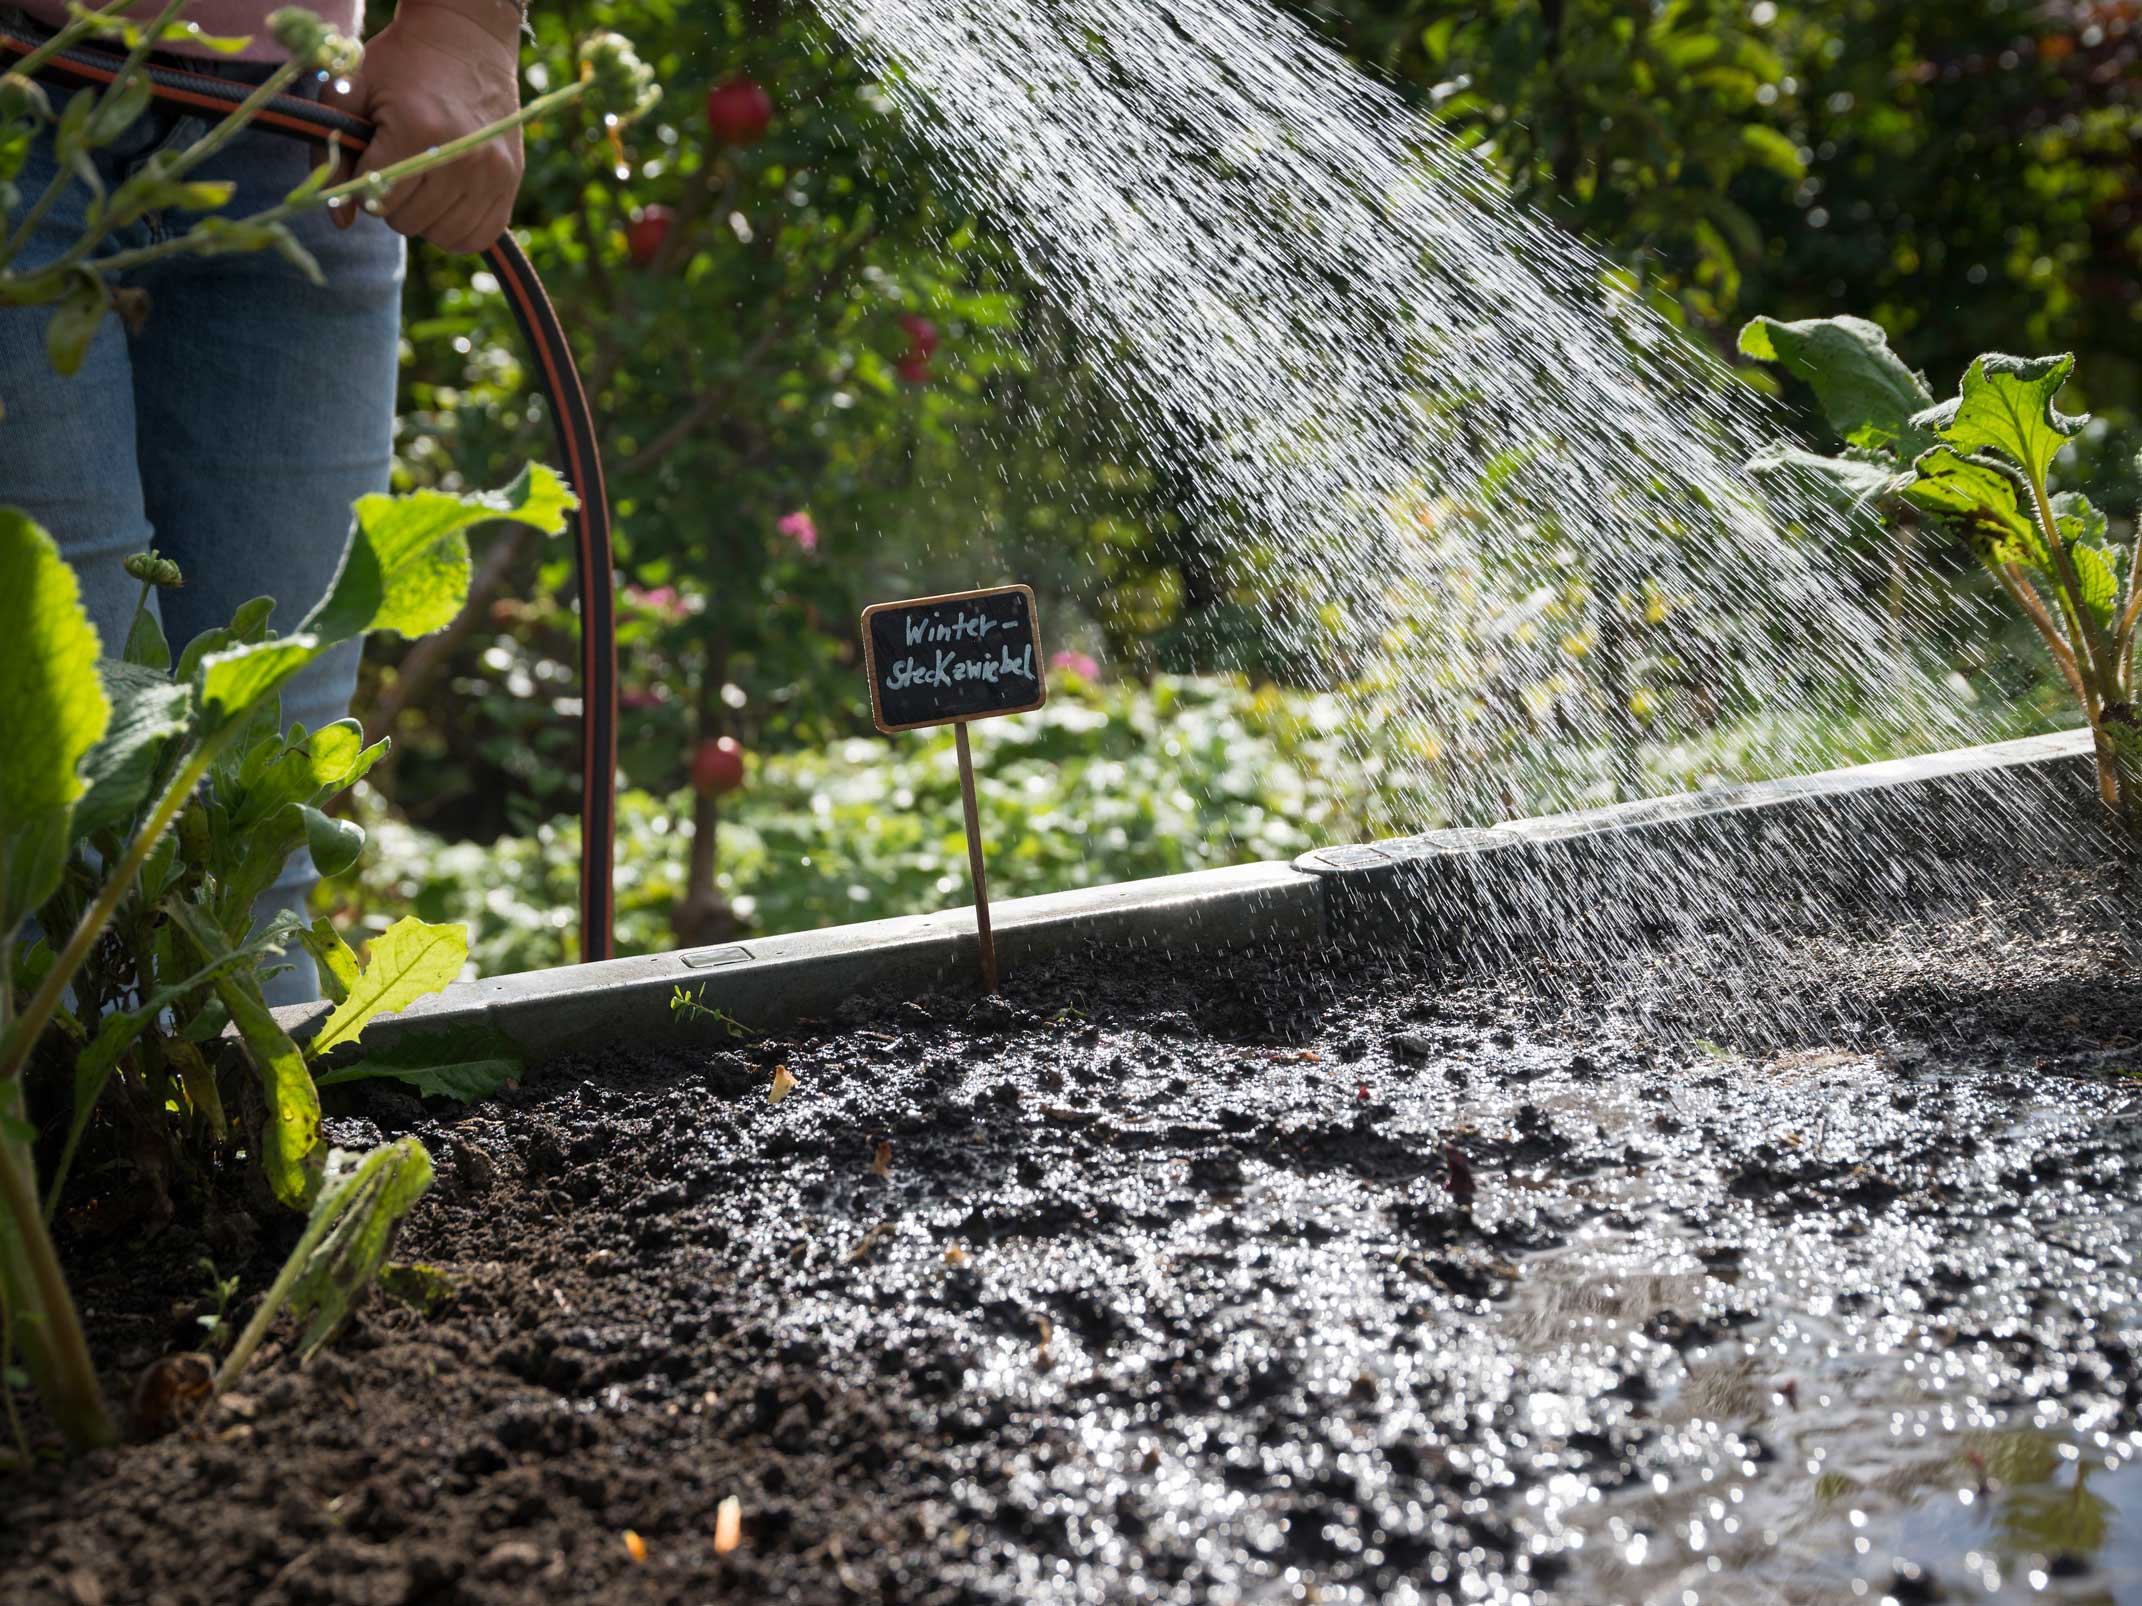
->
<box><xmin>301</xmin><ymin>466</ymin><xmax>577</xmax><ymax>649</ymax></box>
<box><xmin>1738</xmin><ymin>314</ymin><xmax>1934</xmax><ymax>455</ymax></box>
<box><xmin>195</xmin><ymin>636</ymin><xmax>321</xmax><ymax>727</ymax></box>
<box><xmin>0</xmin><ymin>510</ymin><xmax>110</xmax><ymax>926</ymax></box>
<box><xmin>308</xmin><ymin>917</ymin><xmax>469</xmax><ymax>1059</ymax></box>
<box><xmin>315</xmin><ymin>1023</ymin><xmax>523</xmax><ymax>1103</ymax></box>
<box><xmin>73</xmin><ymin>661</ymin><xmax>192</xmax><ymax>841</ymax></box>
<box><xmin>1901</xmin><ymin>447</ymin><xmax>2042</xmax><ymax>568</ymax></box>
<box><xmin>1916</xmin><ymin>353</ymin><xmax>2088</xmax><ymax>487</ymax></box>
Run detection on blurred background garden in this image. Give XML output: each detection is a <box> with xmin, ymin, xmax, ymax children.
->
<box><xmin>340</xmin><ymin>0</ymin><xmax>2142</xmax><ymax>974</ymax></box>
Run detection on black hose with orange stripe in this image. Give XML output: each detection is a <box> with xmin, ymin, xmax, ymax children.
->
<box><xmin>1</xmin><ymin>26</ymin><xmax>618</xmax><ymax>963</ymax></box>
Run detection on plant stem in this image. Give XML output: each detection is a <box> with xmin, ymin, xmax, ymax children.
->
<box><xmin>0</xmin><ymin>1140</ymin><xmax>116</xmax><ymax>1448</ymax></box>
<box><xmin>1995</xmin><ymin>563</ymin><xmax>2090</xmax><ymax>713</ymax></box>
<box><xmin>0</xmin><ymin>1277</ymin><xmax>32</xmax><ymax>1463</ymax></box>
<box><xmin>88</xmin><ymin>79</ymin><xmax>591</xmax><ymax>281</ymax></box>
<box><xmin>0</xmin><ymin>739</ymin><xmax>220</xmax><ymax>1088</ymax></box>
<box><xmin>2029</xmin><ymin>468</ymin><xmax>2115</xmax><ymax>698</ymax></box>
<box><xmin>214</xmin><ymin>1184</ymin><xmax>336</xmax><ymax>1393</ymax></box>
<box><xmin>0</xmin><ymin>0</ymin><xmax>141</xmax><ymax>83</ymax></box>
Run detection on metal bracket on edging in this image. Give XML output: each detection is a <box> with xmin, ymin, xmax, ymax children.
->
<box><xmin>301</xmin><ymin>727</ymin><xmax>2103</xmax><ymax>1068</ymax></box>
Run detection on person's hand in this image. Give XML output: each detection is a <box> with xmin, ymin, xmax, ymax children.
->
<box><xmin>322</xmin><ymin>0</ymin><xmax>525</xmax><ymax>255</ymax></box>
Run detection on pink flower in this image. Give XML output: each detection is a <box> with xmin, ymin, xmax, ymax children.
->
<box><xmin>624</xmin><ymin>583</ymin><xmax>685</xmax><ymax>620</ymax></box>
<box><xmin>1051</xmin><ymin>650</ymin><xmax>1099</xmax><ymax>679</ymax></box>
<box><xmin>777</xmin><ymin>510</ymin><xmax>819</xmax><ymax>555</ymax></box>
<box><xmin>621</xmin><ymin>688</ymin><xmax>664</xmax><ymax>710</ymax></box>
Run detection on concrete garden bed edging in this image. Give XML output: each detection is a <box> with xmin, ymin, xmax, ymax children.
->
<box><xmin>321</xmin><ymin>726</ymin><xmax>2101</xmax><ymax>1064</ymax></box>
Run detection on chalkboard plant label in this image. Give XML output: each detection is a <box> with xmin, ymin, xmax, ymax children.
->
<box><xmin>860</xmin><ymin>584</ymin><xmax>1047</xmax><ymax>734</ymax></box>
<box><xmin>859</xmin><ymin>584</ymin><xmax>1049</xmax><ymax>992</ymax></box>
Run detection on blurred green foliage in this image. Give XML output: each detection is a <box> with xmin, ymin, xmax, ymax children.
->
<box><xmin>343</xmin><ymin>0</ymin><xmax>2136</xmax><ymax>970</ymax></box>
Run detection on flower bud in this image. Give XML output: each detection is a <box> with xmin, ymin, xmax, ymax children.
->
<box><xmin>580</xmin><ymin>32</ymin><xmax>660</xmax><ymax>126</ymax></box>
<box><xmin>123</xmin><ymin>550</ymin><xmax>184</xmax><ymax>588</ymax></box>
<box><xmin>268</xmin><ymin>7</ymin><xmax>363</xmax><ymax>75</ymax></box>
<box><xmin>0</xmin><ymin>73</ymin><xmax>52</xmax><ymax>127</ymax></box>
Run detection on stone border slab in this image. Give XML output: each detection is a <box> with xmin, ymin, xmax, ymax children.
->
<box><xmin>297</xmin><ymin>727</ymin><xmax>2104</xmax><ymax>1065</ymax></box>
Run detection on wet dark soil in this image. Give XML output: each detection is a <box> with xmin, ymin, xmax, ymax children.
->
<box><xmin>5</xmin><ymin>859</ymin><xmax>2142</xmax><ymax>1605</ymax></box>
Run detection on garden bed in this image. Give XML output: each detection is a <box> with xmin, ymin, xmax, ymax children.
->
<box><xmin>5</xmin><ymin>809</ymin><xmax>2141</xmax><ymax>1602</ymax></box>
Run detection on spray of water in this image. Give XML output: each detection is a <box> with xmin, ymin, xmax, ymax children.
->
<box><xmin>812</xmin><ymin>0</ymin><xmax>2086</xmax><ymax>1034</ymax></box>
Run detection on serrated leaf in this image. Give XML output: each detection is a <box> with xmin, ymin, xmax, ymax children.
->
<box><xmin>278</xmin><ymin>1140</ymin><xmax>435</xmax><ymax>1363</ymax></box>
<box><xmin>1918</xmin><ymin>352</ymin><xmax>2088</xmax><ymax>487</ymax></box>
<box><xmin>301</xmin><ymin>466</ymin><xmax>578</xmax><ymax>649</ymax></box>
<box><xmin>308</xmin><ymin>917</ymin><xmax>469</xmax><ymax>1059</ymax></box>
<box><xmin>315</xmin><ymin>1024</ymin><xmax>522</xmax><ymax>1103</ymax></box>
<box><xmin>74</xmin><ymin>660</ymin><xmax>191</xmax><ymax>840</ymax></box>
<box><xmin>1738</xmin><ymin>314</ymin><xmax>1934</xmax><ymax>455</ymax></box>
<box><xmin>1902</xmin><ymin>446</ymin><xmax>2043</xmax><ymax>567</ymax></box>
<box><xmin>0</xmin><ymin>508</ymin><xmax>109</xmax><ymax>927</ymax></box>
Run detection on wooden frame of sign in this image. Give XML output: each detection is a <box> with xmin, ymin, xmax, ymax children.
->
<box><xmin>858</xmin><ymin>583</ymin><xmax>1047</xmax><ymax>734</ymax></box>
<box><xmin>858</xmin><ymin>584</ymin><xmax>1049</xmax><ymax>992</ymax></box>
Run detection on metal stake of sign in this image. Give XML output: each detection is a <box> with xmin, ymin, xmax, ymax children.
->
<box><xmin>953</xmin><ymin>723</ymin><xmax>998</xmax><ymax>992</ymax></box>
<box><xmin>859</xmin><ymin>584</ymin><xmax>1046</xmax><ymax>995</ymax></box>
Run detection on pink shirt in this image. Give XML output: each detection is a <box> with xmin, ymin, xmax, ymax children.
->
<box><xmin>16</xmin><ymin>1</ymin><xmax>365</xmax><ymax>60</ymax></box>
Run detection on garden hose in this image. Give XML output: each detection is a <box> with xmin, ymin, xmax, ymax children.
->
<box><xmin>0</xmin><ymin>26</ymin><xmax>620</xmax><ymax>963</ymax></box>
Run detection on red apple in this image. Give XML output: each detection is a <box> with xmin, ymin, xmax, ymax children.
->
<box><xmin>626</xmin><ymin>205</ymin><xmax>673</xmax><ymax>267</ymax></box>
<box><xmin>897</xmin><ymin>312</ymin><xmax>939</xmax><ymax>357</ymax></box>
<box><xmin>705</xmin><ymin>77</ymin><xmax>773</xmax><ymax>147</ymax></box>
<box><xmin>691</xmin><ymin>735</ymin><xmax>746</xmax><ymax>796</ymax></box>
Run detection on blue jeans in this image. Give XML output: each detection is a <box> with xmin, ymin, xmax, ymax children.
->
<box><xmin>0</xmin><ymin>44</ymin><xmax>404</xmax><ymax>1004</ymax></box>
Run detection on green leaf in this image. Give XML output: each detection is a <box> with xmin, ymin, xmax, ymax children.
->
<box><xmin>228</xmin><ymin>595</ymin><xmax>276</xmax><ymax>643</ymax></box>
<box><xmin>301</xmin><ymin>466</ymin><xmax>578</xmax><ymax>649</ymax></box>
<box><xmin>194</xmin><ymin>636</ymin><xmax>320</xmax><ymax>727</ymax></box>
<box><xmin>121</xmin><ymin>600</ymin><xmax>169</xmax><ymax>672</ymax></box>
<box><xmin>2056</xmin><ymin>496</ymin><xmax>2120</xmax><ymax>622</ymax></box>
<box><xmin>315</xmin><ymin>1023</ymin><xmax>523</xmax><ymax>1103</ymax></box>
<box><xmin>84</xmin><ymin>70</ymin><xmax>151</xmax><ymax>147</ymax></box>
<box><xmin>1901</xmin><ymin>446</ymin><xmax>2043</xmax><ymax>567</ymax></box>
<box><xmin>1738</xmin><ymin>314</ymin><xmax>1934</xmax><ymax>455</ymax></box>
<box><xmin>1917</xmin><ymin>353</ymin><xmax>2088</xmax><ymax>487</ymax></box>
<box><xmin>0</xmin><ymin>509</ymin><xmax>110</xmax><ymax>927</ymax></box>
<box><xmin>42</xmin><ymin>270</ymin><xmax>106</xmax><ymax>377</ymax></box>
<box><xmin>307</xmin><ymin>917</ymin><xmax>469</xmax><ymax>1059</ymax></box>
<box><xmin>166</xmin><ymin>901</ymin><xmax>321</xmax><ymax>1208</ymax></box>
<box><xmin>229</xmin><ymin>719</ymin><xmax>375</xmax><ymax>833</ymax></box>
<box><xmin>1745</xmin><ymin>444</ymin><xmax>1897</xmax><ymax>511</ymax></box>
<box><xmin>293</xmin><ymin>804</ymin><xmax>364</xmax><ymax>878</ymax></box>
<box><xmin>1737</xmin><ymin>124</ymin><xmax>1803</xmax><ymax>181</ymax></box>
<box><xmin>297</xmin><ymin>917</ymin><xmax>359</xmax><ymax>1006</ymax></box>
<box><xmin>74</xmin><ymin>660</ymin><xmax>191</xmax><ymax>841</ymax></box>
<box><xmin>277</xmin><ymin>1140</ymin><xmax>435</xmax><ymax>1363</ymax></box>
